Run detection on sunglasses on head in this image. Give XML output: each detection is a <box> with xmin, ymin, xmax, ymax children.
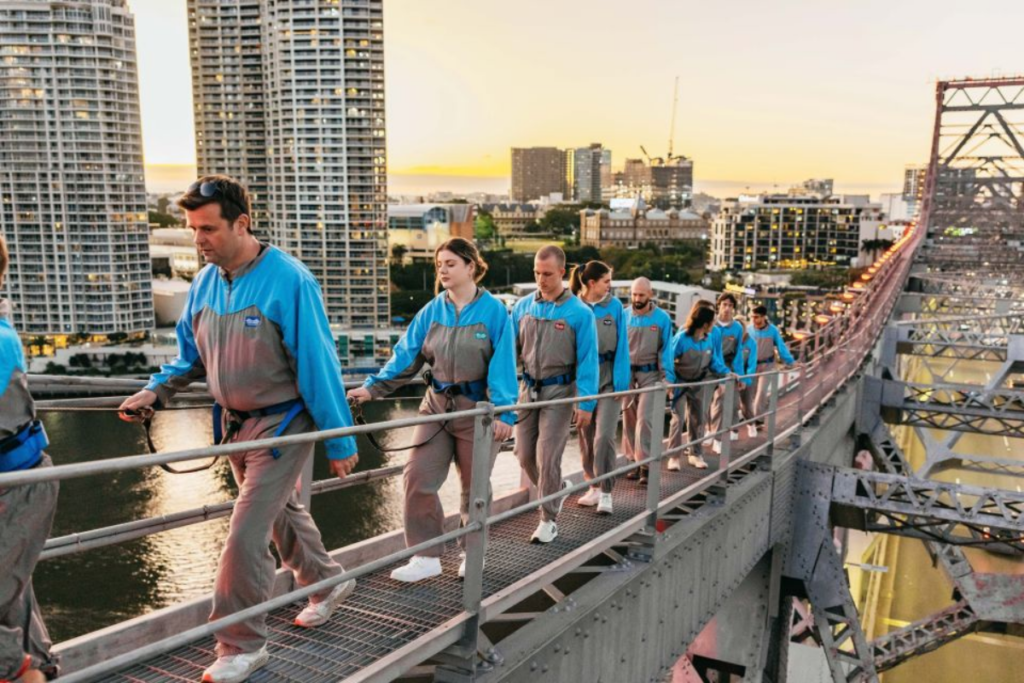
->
<box><xmin>188</xmin><ymin>180</ymin><xmax>248</xmax><ymax>218</ymax></box>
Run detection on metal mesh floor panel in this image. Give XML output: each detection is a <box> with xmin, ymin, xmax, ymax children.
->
<box><xmin>103</xmin><ymin>373</ymin><xmax>826</xmax><ymax>682</ymax></box>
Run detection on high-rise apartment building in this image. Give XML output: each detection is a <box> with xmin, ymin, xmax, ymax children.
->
<box><xmin>709</xmin><ymin>194</ymin><xmax>883</xmax><ymax>271</ymax></box>
<box><xmin>188</xmin><ymin>0</ymin><xmax>388</xmax><ymax>328</ymax></box>
<box><xmin>570</xmin><ymin>143</ymin><xmax>603</xmax><ymax>203</ymax></box>
<box><xmin>510</xmin><ymin>147</ymin><xmax>566</xmax><ymax>202</ymax></box>
<box><xmin>0</xmin><ymin>0</ymin><xmax>153</xmax><ymax>336</ymax></box>
<box><xmin>902</xmin><ymin>165</ymin><xmax>926</xmax><ymax>218</ymax></box>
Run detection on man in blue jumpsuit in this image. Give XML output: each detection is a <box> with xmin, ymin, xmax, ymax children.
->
<box><xmin>120</xmin><ymin>176</ymin><xmax>360</xmax><ymax>683</ymax></box>
<box><xmin>0</xmin><ymin>236</ymin><xmax>59</xmax><ymax>683</ymax></box>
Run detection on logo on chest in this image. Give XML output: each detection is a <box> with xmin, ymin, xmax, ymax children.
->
<box><xmin>474</xmin><ymin>331</ymin><xmax>487</xmax><ymax>340</ymax></box>
<box><xmin>554</xmin><ymin>322</ymin><xmax>566</xmax><ymax>331</ymax></box>
<box><xmin>244</xmin><ymin>315</ymin><xmax>261</xmax><ymax>329</ymax></box>
<box><xmin>602</xmin><ymin>319</ymin><xmax>613</xmax><ymax>326</ymax></box>
<box><xmin>650</xmin><ymin>325</ymin><xmax>659</xmax><ymax>332</ymax></box>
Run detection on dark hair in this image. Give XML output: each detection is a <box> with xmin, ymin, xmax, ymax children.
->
<box><xmin>753</xmin><ymin>305</ymin><xmax>768</xmax><ymax>316</ymax></box>
<box><xmin>696</xmin><ymin>298</ymin><xmax>715</xmax><ymax>309</ymax></box>
<box><xmin>177</xmin><ymin>175</ymin><xmax>253</xmax><ymax>232</ymax></box>
<box><xmin>717</xmin><ymin>292</ymin><xmax>738</xmax><ymax>308</ymax></box>
<box><xmin>684</xmin><ymin>303</ymin><xmax>716</xmax><ymax>336</ymax></box>
<box><xmin>569</xmin><ymin>260</ymin><xmax>612</xmax><ymax>295</ymax></box>
<box><xmin>434</xmin><ymin>237</ymin><xmax>488</xmax><ymax>294</ymax></box>
<box><xmin>535</xmin><ymin>244</ymin><xmax>566</xmax><ymax>267</ymax></box>
<box><xmin>0</xmin><ymin>234</ymin><xmax>7</xmax><ymax>283</ymax></box>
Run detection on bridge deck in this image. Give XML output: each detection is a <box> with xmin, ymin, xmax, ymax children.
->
<box><xmin>100</xmin><ymin>294</ymin><xmax>879</xmax><ymax>682</ymax></box>
<box><xmin>106</xmin><ymin>457</ymin><xmax>723</xmax><ymax>682</ymax></box>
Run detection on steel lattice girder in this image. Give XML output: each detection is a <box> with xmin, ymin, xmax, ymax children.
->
<box><xmin>880</xmin><ymin>379</ymin><xmax>1024</xmax><ymax>438</ymax></box>
<box><xmin>923</xmin><ymin>78</ymin><xmax>1024</xmax><ymax>265</ymax></box>
<box><xmin>898</xmin><ymin>293</ymin><xmax>1024</xmax><ymax>317</ymax></box>
<box><xmin>830</xmin><ymin>467</ymin><xmax>1024</xmax><ymax>551</ymax></box>
<box><xmin>892</xmin><ymin>312</ymin><xmax>1023</xmax><ymax>362</ymax></box>
<box><xmin>869</xmin><ymin>601</ymin><xmax>982</xmax><ymax>673</ymax></box>
<box><xmin>912</xmin><ymin>274</ymin><xmax>1024</xmax><ymax>300</ymax></box>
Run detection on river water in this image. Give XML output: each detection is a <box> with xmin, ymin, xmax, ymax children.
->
<box><xmin>36</xmin><ymin>394</ymin><xmax>585</xmax><ymax>643</ymax></box>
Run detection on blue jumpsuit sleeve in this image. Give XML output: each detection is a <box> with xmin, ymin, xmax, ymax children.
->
<box><xmin>145</xmin><ymin>282</ymin><xmax>207</xmax><ymax>406</ymax></box>
<box><xmin>612</xmin><ymin>302</ymin><xmax>631</xmax><ymax>393</ymax></box>
<box><xmin>709</xmin><ymin>339</ymin><xmax>730</xmax><ymax>376</ymax></box>
<box><xmin>743</xmin><ymin>334</ymin><xmax>757</xmax><ymax>386</ymax></box>
<box><xmin>362</xmin><ymin>302</ymin><xmax>431</xmax><ymax>397</ymax></box>
<box><xmin>282</xmin><ymin>276</ymin><xmax>358</xmax><ymax>460</ymax></box>
<box><xmin>573</xmin><ymin>305</ymin><xmax>600</xmax><ymax>413</ymax></box>
<box><xmin>774</xmin><ymin>327</ymin><xmax>796</xmax><ymax>365</ymax></box>
<box><xmin>486</xmin><ymin>304</ymin><xmax>519</xmax><ymax>426</ymax></box>
<box><xmin>660</xmin><ymin>313</ymin><xmax>675</xmax><ymax>385</ymax></box>
<box><xmin>0</xmin><ymin>325</ymin><xmax>24</xmax><ymax>398</ymax></box>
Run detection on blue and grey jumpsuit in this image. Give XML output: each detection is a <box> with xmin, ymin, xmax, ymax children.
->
<box><xmin>621</xmin><ymin>304</ymin><xmax>674</xmax><ymax>465</ymax></box>
<box><xmin>362</xmin><ymin>288</ymin><xmax>518</xmax><ymax>557</ymax></box>
<box><xmin>579</xmin><ymin>293</ymin><xmax>631</xmax><ymax>494</ymax></box>
<box><xmin>667</xmin><ymin>331</ymin><xmax>729</xmax><ymax>457</ymax></box>
<box><xmin>512</xmin><ymin>289</ymin><xmax>599</xmax><ymax>522</ymax></box>
<box><xmin>0</xmin><ymin>300</ymin><xmax>59</xmax><ymax>681</ymax></box>
<box><xmin>746</xmin><ymin>322</ymin><xmax>796</xmax><ymax>425</ymax></box>
<box><xmin>709</xmin><ymin>320</ymin><xmax>757</xmax><ymax>437</ymax></box>
<box><xmin>146</xmin><ymin>245</ymin><xmax>358</xmax><ymax>657</ymax></box>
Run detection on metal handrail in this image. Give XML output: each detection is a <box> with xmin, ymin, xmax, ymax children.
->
<box><xmin>23</xmin><ymin>225</ymin><xmax>922</xmax><ymax>680</ymax></box>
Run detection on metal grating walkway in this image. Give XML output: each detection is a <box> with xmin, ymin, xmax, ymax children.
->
<box><xmin>103</xmin><ymin>451</ymin><xmax>732</xmax><ymax>682</ymax></box>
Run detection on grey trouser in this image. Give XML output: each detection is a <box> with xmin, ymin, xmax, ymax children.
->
<box><xmin>669</xmin><ymin>384</ymin><xmax>706</xmax><ymax>456</ymax></box>
<box><xmin>210</xmin><ymin>412</ymin><xmax>342</xmax><ymax>656</ymax></box>
<box><xmin>403</xmin><ymin>397</ymin><xmax>500</xmax><ymax>557</ymax></box>
<box><xmin>751</xmin><ymin>362</ymin><xmax>776</xmax><ymax>425</ymax></box>
<box><xmin>710</xmin><ymin>376</ymin><xmax>752</xmax><ymax>438</ymax></box>
<box><xmin>0</xmin><ymin>455</ymin><xmax>58</xmax><ymax>679</ymax></box>
<box><xmin>622</xmin><ymin>371</ymin><xmax>660</xmax><ymax>464</ymax></box>
<box><xmin>579</xmin><ymin>395</ymin><xmax>620</xmax><ymax>494</ymax></box>
<box><xmin>515</xmin><ymin>383</ymin><xmax>574</xmax><ymax>522</ymax></box>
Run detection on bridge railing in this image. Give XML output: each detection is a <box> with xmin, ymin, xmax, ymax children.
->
<box><xmin>2</xmin><ymin>224</ymin><xmax>922</xmax><ymax>681</ymax></box>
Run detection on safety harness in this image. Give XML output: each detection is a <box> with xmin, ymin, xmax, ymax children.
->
<box><xmin>0</xmin><ymin>420</ymin><xmax>48</xmax><ymax>473</ymax></box>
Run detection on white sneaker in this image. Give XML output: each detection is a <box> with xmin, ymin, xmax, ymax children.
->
<box><xmin>667</xmin><ymin>456</ymin><xmax>681</xmax><ymax>471</ymax></box>
<box><xmin>390</xmin><ymin>555</ymin><xmax>442</xmax><ymax>583</ymax></box>
<box><xmin>557</xmin><ymin>479</ymin><xmax>572</xmax><ymax>514</ymax></box>
<box><xmin>689</xmin><ymin>454</ymin><xmax>709</xmax><ymax>469</ymax></box>
<box><xmin>294</xmin><ymin>577</ymin><xmax>356</xmax><ymax>628</ymax></box>
<box><xmin>730</xmin><ymin>431</ymin><xmax>739</xmax><ymax>441</ymax></box>
<box><xmin>597</xmin><ymin>493</ymin><xmax>613</xmax><ymax>515</ymax></box>
<box><xmin>711</xmin><ymin>440</ymin><xmax>722</xmax><ymax>454</ymax></box>
<box><xmin>578</xmin><ymin>487</ymin><xmax>602</xmax><ymax>507</ymax></box>
<box><xmin>531</xmin><ymin>520</ymin><xmax>558</xmax><ymax>544</ymax></box>
<box><xmin>457</xmin><ymin>552</ymin><xmax>484</xmax><ymax>579</ymax></box>
<box><xmin>747</xmin><ymin>424</ymin><xmax>757</xmax><ymax>438</ymax></box>
<box><xmin>202</xmin><ymin>645</ymin><xmax>270</xmax><ymax>683</ymax></box>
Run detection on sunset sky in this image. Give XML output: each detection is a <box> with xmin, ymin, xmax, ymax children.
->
<box><xmin>131</xmin><ymin>0</ymin><xmax>1024</xmax><ymax>195</ymax></box>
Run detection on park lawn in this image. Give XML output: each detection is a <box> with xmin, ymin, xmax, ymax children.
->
<box><xmin>507</xmin><ymin>238</ymin><xmax>565</xmax><ymax>254</ymax></box>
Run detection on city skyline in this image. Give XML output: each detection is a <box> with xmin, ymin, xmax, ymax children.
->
<box><xmin>131</xmin><ymin>0</ymin><xmax>1024</xmax><ymax>195</ymax></box>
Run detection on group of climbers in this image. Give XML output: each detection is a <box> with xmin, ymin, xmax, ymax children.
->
<box><xmin>0</xmin><ymin>175</ymin><xmax>796</xmax><ymax>683</ymax></box>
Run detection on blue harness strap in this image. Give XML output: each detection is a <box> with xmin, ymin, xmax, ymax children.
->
<box><xmin>522</xmin><ymin>371</ymin><xmax>575</xmax><ymax>389</ymax></box>
<box><xmin>212</xmin><ymin>398</ymin><xmax>305</xmax><ymax>459</ymax></box>
<box><xmin>0</xmin><ymin>420</ymin><xmax>49</xmax><ymax>472</ymax></box>
<box><xmin>631</xmin><ymin>362</ymin><xmax>658</xmax><ymax>373</ymax></box>
<box><xmin>429</xmin><ymin>376</ymin><xmax>487</xmax><ymax>403</ymax></box>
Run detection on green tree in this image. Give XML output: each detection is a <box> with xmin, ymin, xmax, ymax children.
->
<box><xmin>390</xmin><ymin>244</ymin><xmax>408</xmax><ymax>266</ymax></box>
<box><xmin>148</xmin><ymin>211</ymin><xmax>181</xmax><ymax>228</ymax></box>
<box><xmin>474</xmin><ymin>210</ymin><xmax>498</xmax><ymax>240</ymax></box>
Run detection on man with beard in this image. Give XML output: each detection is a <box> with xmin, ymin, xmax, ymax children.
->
<box><xmin>621</xmin><ymin>278</ymin><xmax>674</xmax><ymax>485</ymax></box>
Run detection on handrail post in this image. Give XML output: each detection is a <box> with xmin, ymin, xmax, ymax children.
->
<box><xmin>717</xmin><ymin>378</ymin><xmax>736</xmax><ymax>490</ymax></box>
<box><xmin>441</xmin><ymin>403</ymin><xmax>495</xmax><ymax>677</ymax></box>
<box><xmin>765</xmin><ymin>371</ymin><xmax>781</xmax><ymax>469</ymax></box>
<box><xmin>630</xmin><ymin>384</ymin><xmax>666</xmax><ymax>562</ymax></box>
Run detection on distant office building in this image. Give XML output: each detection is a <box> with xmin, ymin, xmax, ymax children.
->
<box><xmin>149</xmin><ymin>229</ymin><xmax>200</xmax><ymax>278</ymax></box>
<box><xmin>709</xmin><ymin>194</ymin><xmax>884</xmax><ymax>271</ymax></box>
<box><xmin>581</xmin><ymin>205</ymin><xmax>707</xmax><ymax>249</ymax></box>
<box><xmin>0</xmin><ymin>0</ymin><xmax>154</xmax><ymax>336</ymax></box>
<box><xmin>901</xmin><ymin>165</ymin><xmax>930</xmax><ymax>219</ymax></box>
<box><xmin>387</xmin><ymin>204</ymin><xmax>475</xmax><ymax>264</ymax></box>
<box><xmin>511</xmin><ymin>147</ymin><xmax>567</xmax><ymax>202</ymax></box>
<box><xmin>607</xmin><ymin>157</ymin><xmax>694</xmax><ymax>209</ymax></box>
<box><xmin>569</xmin><ymin>143</ymin><xmax>604</xmax><ymax>203</ymax></box>
<box><xmin>797</xmin><ymin>178</ymin><xmax>835</xmax><ymax>197</ymax></box>
<box><xmin>188</xmin><ymin>0</ymin><xmax>389</xmax><ymax>329</ymax></box>
<box><xmin>879</xmin><ymin>193</ymin><xmax>912</xmax><ymax>221</ymax></box>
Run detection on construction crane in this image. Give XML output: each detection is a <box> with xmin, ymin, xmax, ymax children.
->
<box><xmin>640</xmin><ymin>76</ymin><xmax>683</xmax><ymax>168</ymax></box>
